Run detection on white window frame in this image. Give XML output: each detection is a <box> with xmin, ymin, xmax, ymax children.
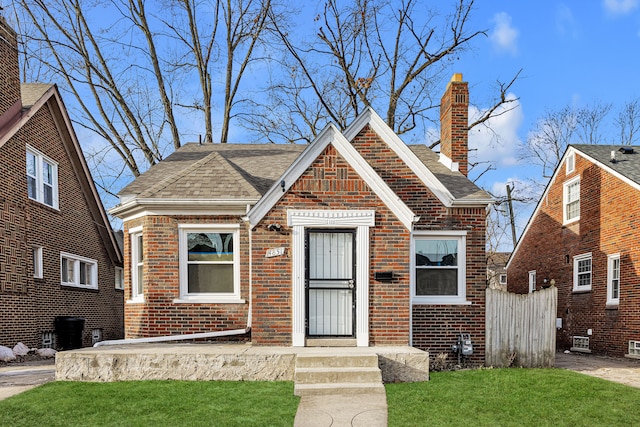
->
<box><xmin>563</xmin><ymin>176</ymin><xmax>580</xmax><ymax>224</ymax></box>
<box><xmin>528</xmin><ymin>270</ymin><xmax>536</xmax><ymax>293</ymax></box>
<box><xmin>176</xmin><ymin>224</ymin><xmax>243</xmax><ymax>303</ymax></box>
<box><xmin>115</xmin><ymin>267</ymin><xmax>124</xmax><ymax>290</ymax></box>
<box><xmin>499</xmin><ymin>274</ymin><xmax>507</xmax><ymax>285</ymax></box>
<box><xmin>60</xmin><ymin>252</ymin><xmax>98</xmax><ymax>290</ymax></box>
<box><xmin>607</xmin><ymin>254</ymin><xmax>620</xmax><ymax>306</ymax></box>
<box><xmin>26</xmin><ymin>145</ymin><xmax>59</xmax><ymax>209</ymax></box>
<box><xmin>566</xmin><ymin>152</ymin><xmax>575</xmax><ymax>174</ymax></box>
<box><xmin>573</xmin><ymin>252</ymin><xmax>592</xmax><ymax>292</ymax></box>
<box><xmin>129</xmin><ymin>227</ymin><xmax>144</xmax><ymax>302</ymax></box>
<box><xmin>33</xmin><ymin>246</ymin><xmax>43</xmax><ymax>279</ymax></box>
<box><xmin>411</xmin><ymin>231</ymin><xmax>468</xmax><ymax>305</ymax></box>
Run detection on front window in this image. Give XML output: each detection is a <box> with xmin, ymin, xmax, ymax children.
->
<box><xmin>60</xmin><ymin>252</ymin><xmax>98</xmax><ymax>289</ymax></box>
<box><xmin>130</xmin><ymin>228</ymin><xmax>144</xmax><ymax>301</ymax></box>
<box><xmin>573</xmin><ymin>253</ymin><xmax>592</xmax><ymax>292</ymax></box>
<box><xmin>412</xmin><ymin>233</ymin><xmax>466</xmax><ymax>304</ymax></box>
<box><xmin>563</xmin><ymin>177</ymin><xmax>580</xmax><ymax>224</ymax></box>
<box><xmin>178</xmin><ymin>225</ymin><xmax>241</xmax><ymax>302</ymax></box>
<box><xmin>26</xmin><ymin>146</ymin><xmax>58</xmax><ymax>209</ymax></box>
<box><xmin>607</xmin><ymin>254</ymin><xmax>620</xmax><ymax>305</ymax></box>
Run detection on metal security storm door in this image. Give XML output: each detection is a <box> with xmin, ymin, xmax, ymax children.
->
<box><xmin>305</xmin><ymin>230</ymin><xmax>356</xmax><ymax>337</ymax></box>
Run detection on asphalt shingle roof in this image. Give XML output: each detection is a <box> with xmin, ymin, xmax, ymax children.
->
<box><xmin>572</xmin><ymin>144</ymin><xmax>640</xmax><ymax>185</ymax></box>
<box><xmin>120</xmin><ymin>141</ymin><xmax>490</xmax><ymax>203</ymax></box>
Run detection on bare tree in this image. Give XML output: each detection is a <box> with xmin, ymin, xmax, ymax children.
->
<box><xmin>245</xmin><ymin>0</ymin><xmax>520</xmax><ymax>147</ymax></box>
<box><xmin>575</xmin><ymin>101</ymin><xmax>611</xmax><ymax>145</ymax></box>
<box><xmin>616</xmin><ymin>98</ymin><xmax>640</xmax><ymax>145</ymax></box>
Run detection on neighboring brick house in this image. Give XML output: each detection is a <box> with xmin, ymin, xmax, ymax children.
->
<box><xmin>507</xmin><ymin>144</ymin><xmax>640</xmax><ymax>358</ymax></box>
<box><xmin>0</xmin><ymin>17</ymin><xmax>124</xmax><ymax>349</ymax></box>
<box><xmin>110</xmin><ymin>74</ymin><xmax>492</xmax><ymax>364</ymax></box>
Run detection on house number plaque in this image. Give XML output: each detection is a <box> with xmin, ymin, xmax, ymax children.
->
<box><xmin>266</xmin><ymin>247</ymin><xmax>285</xmax><ymax>258</ymax></box>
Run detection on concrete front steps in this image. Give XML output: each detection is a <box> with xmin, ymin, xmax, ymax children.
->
<box><xmin>294</xmin><ymin>354</ymin><xmax>385</xmax><ymax>396</ymax></box>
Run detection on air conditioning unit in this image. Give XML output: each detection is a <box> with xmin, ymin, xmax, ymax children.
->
<box><xmin>571</xmin><ymin>336</ymin><xmax>590</xmax><ymax>353</ymax></box>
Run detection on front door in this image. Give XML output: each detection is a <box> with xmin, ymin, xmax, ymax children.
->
<box><xmin>305</xmin><ymin>230</ymin><xmax>356</xmax><ymax>337</ymax></box>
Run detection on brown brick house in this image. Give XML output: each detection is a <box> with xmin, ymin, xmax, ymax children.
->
<box><xmin>507</xmin><ymin>144</ymin><xmax>640</xmax><ymax>358</ymax></box>
<box><xmin>0</xmin><ymin>17</ymin><xmax>124</xmax><ymax>349</ymax></box>
<box><xmin>110</xmin><ymin>74</ymin><xmax>492</xmax><ymax>364</ymax></box>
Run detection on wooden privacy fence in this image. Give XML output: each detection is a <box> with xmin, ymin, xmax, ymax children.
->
<box><xmin>485</xmin><ymin>286</ymin><xmax>557</xmax><ymax>368</ymax></box>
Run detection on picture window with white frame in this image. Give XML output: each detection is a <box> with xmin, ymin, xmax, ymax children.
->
<box><xmin>607</xmin><ymin>254</ymin><xmax>620</xmax><ymax>305</ymax></box>
<box><xmin>178</xmin><ymin>225</ymin><xmax>241</xmax><ymax>302</ymax></box>
<box><xmin>563</xmin><ymin>177</ymin><xmax>580</xmax><ymax>224</ymax></box>
<box><xmin>573</xmin><ymin>253</ymin><xmax>592</xmax><ymax>292</ymax></box>
<box><xmin>61</xmin><ymin>252</ymin><xmax>98</xmax><ymax>289</ymax></box>
<box><xmin>26</xmin><ymin>146</ymin><xmax>58</xmax><ymax>209</ymax></box>
<box><xmin>413</xmin><ymin>233</ymin><xmax>466</xmax><ymax>304</ymax></box>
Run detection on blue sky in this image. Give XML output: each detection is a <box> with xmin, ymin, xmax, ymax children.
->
<box><xmin>442</xmin><ymin>0</ymin><xmax>640</xmax><ymax>240</ymax></box>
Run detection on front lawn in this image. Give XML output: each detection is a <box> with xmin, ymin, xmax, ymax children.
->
<box><xmin>386</xmin><ymin>368</ymin><xmax>640</xmax><ymax>426</ymax></box>
<box><xmin>2</xmin><ymin>368</ymin><xmax>639</xmax><ymax>426</ymax></box>
<box><xmin>0</xmin><ymin>380</ymin><xmax>298</xmax><ymax>427</ymax></box>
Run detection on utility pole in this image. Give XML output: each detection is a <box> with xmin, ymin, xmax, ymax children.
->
<box><xmin>506</xmin><ymin>183</ymin><xmax>517</xmax><ymax>249</ymax></box>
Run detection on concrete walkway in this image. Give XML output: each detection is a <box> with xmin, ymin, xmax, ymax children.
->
<box><xmin>0</xmin><ymin>362</ymin><xmax>55</xmax><ymax>400</ymax></box>
<box><xmin>294</xmin><ymin>392</ymin><xmax>387</xmax><ymax>427</ymax></box>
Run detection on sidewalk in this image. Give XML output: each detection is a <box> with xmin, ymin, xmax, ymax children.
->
<box><xmin>0</xmin><ymin>362</ymin><xmax>55</xmax><ymax>401</ymax></box>
<box><xmin>294</xmin><ymin>392</ymin><xmax>387</xmax><ymax>427</ymax></box>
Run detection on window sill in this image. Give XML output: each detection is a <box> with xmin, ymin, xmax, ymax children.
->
<box><xmin>126</xmin><ymin>298</ymin><xmax>145</xmax><ymax>304</ymax></box>
<box><xmin>173</xmin><ymin>298</ymin><xmax>246</xmax><ymax>304</ymax></box>
<box><xmin>572</xmin><ymin>288</ymin><xmax>592</xmax><ymax>294</ymax></box>
<box><xmin>605</xmin><ymin>303</ymin><xmax>619</xmax><ymax>310</ymax></box>
<box><xmin>61</xmin><ymin>283</ymin><xmax>98</xmax><ymax>291</ymax></box>
<box><xmin>412</xmin><ymin>297</ymin><xmax>472</xmax><ymax>305</ymax></box>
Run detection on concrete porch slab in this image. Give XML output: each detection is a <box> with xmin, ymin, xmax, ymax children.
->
<box><xmin>55</xmin><ymin>344</ymin><xmax>429</xmax><ymax>383</ymax></box>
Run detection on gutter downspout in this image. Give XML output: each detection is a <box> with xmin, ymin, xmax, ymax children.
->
<box><xmin>95</xmin><ymin>212</ymin><xmax>255</xmax><ymax>348</ymax></box>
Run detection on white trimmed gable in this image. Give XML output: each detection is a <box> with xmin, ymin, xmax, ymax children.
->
<box><xmin>343</xmin><ymin>107</ymin><xmax>456</xmax><ymax>207</ymax></box>
<box><xmin>246</xmin><ymin>122</ymin><xmax>419</xmax><ymax>229</ymax></box>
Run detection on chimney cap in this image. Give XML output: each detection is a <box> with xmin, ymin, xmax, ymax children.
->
<box><xmin>451</xmin><ymin>73</ymin><xmax>463</xmax><ymax>82</ymax></box>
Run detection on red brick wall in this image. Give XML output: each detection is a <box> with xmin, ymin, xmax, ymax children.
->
<box><xmin>440</xmin><ymin>77</ymin><xmax>469</xmax><ymax>176</ymax></box>
<box><xmin>0</xmin><ymin>17</ymin><xmax>20</xmax><ymax>118</ymax></box>
<box><xmin>0</xmin><ymin>101</ymin><xmax>123</xmax><ymax>349</ymax></box>
<box><xmin>122</xmin><ymin>215</ymin><xmax>250</xmax><ymax>340</ymax></box>
<box><xmin>251</xmin><ymin>144</ymin><xmax>411</xmax><ymax>346</ymax></box>
<box><xmin>508</xmin><ymin>152</ymin><xmax>640</xmax><ymax>357</ymax></box>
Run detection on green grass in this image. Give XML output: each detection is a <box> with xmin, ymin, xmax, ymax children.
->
<box><xmin>3</xmin><ymin>369</ymin><xmax>639</xmax><ymax>426</ymax></box>
<box><xmin>0</xmin><ymin>380</ymin><xmax>298</xmax><ymax>427</ymax></box>
<box><xmin>386</xmin><ymin>368</ymin><xmax>640</xmax><ymax>427</ymax></box>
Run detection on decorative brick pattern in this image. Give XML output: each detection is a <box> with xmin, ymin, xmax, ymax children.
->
<box><xmin>508</xmin><ymin>152</ymin><xmax>640</xmax><ymax>357</ymax></box>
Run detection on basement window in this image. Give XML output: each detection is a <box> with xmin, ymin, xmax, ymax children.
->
<box><xmin>571</xmin><ymin>336</ymin><xmax>591</xmax><ymax>353</ymax></box>
<box><xmin>627</xmin><ymin>341</ymin><xmax>640</xmax><ymax>359</ymax></box>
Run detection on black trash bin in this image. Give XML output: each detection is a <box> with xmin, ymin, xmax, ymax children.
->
<box><xmin>55</xmin><ymin>316</ymin><xmax>85</xmax><ymax>350</ymax></box>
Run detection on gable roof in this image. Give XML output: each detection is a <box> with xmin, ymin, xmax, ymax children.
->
<box><xmin>508</xmin><ymin>144</ymin><xmax>640</xmax><ymax>267</ymax></box>
<box><xmin>113</xmin><ymin>108</ymin><xmax>491</xmax><ymax>226</ymax></box>
<box><xmin>246</xmin><ymin>123</ymin><xmax>418</xmax><ymax>229</ymax></box>
<box><xmin>344</xmin><ymin>107</ymin><xmax>491</xmax><ymax>207</ymax></box>
<box><xmin>0</xmin><ymin>83</ymin><xmax>123</xmax><ymax>265</ymax></box>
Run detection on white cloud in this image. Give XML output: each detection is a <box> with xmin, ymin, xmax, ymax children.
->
<box><xmin>555</xmin><ymin>5</ymin><xmax>580</xmax><ymax>38</ymax></box>
<box><xmin>490</xmin><ymin>12</ymin><xmax>519</xmax><ymax>55</ymax></box>
<box><xmin>468</xmin><ymin>93</ymin><xmax>523</xmax><ymax>170</ymax></box>
<box><xmin>603</xmin><ymin>0</ymin><xmax>639</xmax><ymax>15</ymax></box>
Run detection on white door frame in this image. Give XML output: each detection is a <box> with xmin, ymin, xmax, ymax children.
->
<box><xmin>288</xmin><ymin>209</ymin><xmax>374</xmax><ymax>347</ymax></box>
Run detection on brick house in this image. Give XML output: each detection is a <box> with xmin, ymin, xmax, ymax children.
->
<box><xmin>110</xmin><ymin>74</ymin><xmax>492</xmax><ymax>364</ymax></box>
<box><xmin>507</xmin><ymin>144</ymin><xmax>640</xmax><ymax>358</ymax></box>
<box><xmin>0</xmin><ymin>17</ymin><xmax>124</xmax><ymax>349</ymax></box>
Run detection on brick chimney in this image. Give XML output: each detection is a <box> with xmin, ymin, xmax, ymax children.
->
<box><xmin>439</xmin><ymin>73</ymin><xmax>469</xmax><ymax>176</ymax></box>
<box><xmin>0</xmin><ymin>16</ymin><xmax>21</xmax><ymax>120</ymax></box>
